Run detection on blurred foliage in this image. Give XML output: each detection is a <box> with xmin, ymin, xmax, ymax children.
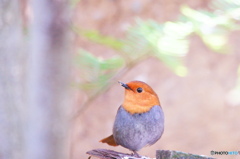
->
<box><xmin>73</xmin><ymin>0</ymin><xmax>240</xmax><ymax>113</ymax></box>
<box><xmin>73</xmin><ymin>28</ymin><xmax>125</xmax><ymax>50</ymax></box>
<box><xmin>181</xmin><ymin>4</ymin><xmax>239</xmax><ymax>53</ymax></box>
<box><xmin>75</xmin><ymin>49</ymin><xmax>124</xmax><ymax>95</ymax></box>
<box><xmin>126</xmin><ymin>20</ymin><xmax>191</xmax><ymax>76</ymax></box>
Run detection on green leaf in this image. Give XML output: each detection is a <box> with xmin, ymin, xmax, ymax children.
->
<box><xmin>100</xmin><ymin>57</ymin><xmax>124</xmax><ymax>70</ymax></box>
<box><xmin>201</xmin><ymin>34</ymin><xmax>229</xmax><ymax>53</ymax></box>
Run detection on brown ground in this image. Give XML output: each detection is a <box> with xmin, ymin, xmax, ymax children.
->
<box><xmin>71</xmin><ymin>1</ymin><xmax>240</xmax><ymax>159</ymax></box>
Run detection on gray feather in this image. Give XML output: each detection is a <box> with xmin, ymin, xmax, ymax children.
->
<box><xmin>113</xmin><ymin>105</ymin><xmax>164</xmax><ymax>151</ymax></box>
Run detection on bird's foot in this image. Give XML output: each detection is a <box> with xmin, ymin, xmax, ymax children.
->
<box><xmin>132</xmin><ymin>151</ymin><xmax>141</xmax><ymax>158</ymax></box>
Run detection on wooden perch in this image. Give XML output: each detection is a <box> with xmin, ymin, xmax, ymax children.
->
<box><xmin>86</xmin><ymin>149</ymin><xmax>151</xmax><ymax>159</ymax></box>
<box><xmin>156</xmin><ymin>150</ymin><xmax>215</xmax><ymax>159</ymax></box>
<box><xmin>86</xmin><ymin>149</ymin><xmax>215</xmax><ymax>159</ymax></box>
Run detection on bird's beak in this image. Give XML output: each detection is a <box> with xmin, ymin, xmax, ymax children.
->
<box><xmin>118</xmin><ymin>81</ymin><xmax>131</xmax><ymax>90</ymax></box>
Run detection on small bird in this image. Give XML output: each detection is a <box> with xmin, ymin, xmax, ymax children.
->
<box><xmin>100</xmin><ymin>80</ymin><xmax>164</xmax><ymax>157</ymax></box>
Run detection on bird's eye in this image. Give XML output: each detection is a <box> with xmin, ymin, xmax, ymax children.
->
<box><xmin>137</xmin><ymin>87</ymin><xmax>143</xmax><ymax>93</ymax></box>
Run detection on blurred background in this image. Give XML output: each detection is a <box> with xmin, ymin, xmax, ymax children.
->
<box><xmin>1</xmin><ymin>0</ymin><xmax>240</xmax><ymax>159</ymax></box>
<box><xmin>72</xmin><ymin>0</ymin><xmax>240</xmax><ymax>159</ymax></box>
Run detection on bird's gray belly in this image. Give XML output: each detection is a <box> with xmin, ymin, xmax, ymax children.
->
<box><xmin>113</xmin><ymin>105</ymin><xmax>164</xmax><ymax>151</ymax></box>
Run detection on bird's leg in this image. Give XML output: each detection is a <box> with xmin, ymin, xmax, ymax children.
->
<box><xmin>132</xmin><ymin>151</ymin><xmax>141</xmax><ymax>158</ymax></box>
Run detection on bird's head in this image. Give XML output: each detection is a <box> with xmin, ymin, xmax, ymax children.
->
<box><xmin>118</xmin><ymin>80</ymin><xmax>161</xmax><ymax>114</ymax></box>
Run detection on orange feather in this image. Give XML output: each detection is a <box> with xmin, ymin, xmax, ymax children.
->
<box><xmin>122</xmin><ymin>81</ymin><xmax>161</xmax><ymax>114</ymax></box>
<box><xmin>100</xmin><ymin>134</ymin><xmax>118</xmax><ymax>146</ymax></box>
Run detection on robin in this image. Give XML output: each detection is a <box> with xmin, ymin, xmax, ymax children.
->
<box><xmin>100</xmin><ymin>80</ymin><xmax>164</xmax><ymax>157</ymax></box>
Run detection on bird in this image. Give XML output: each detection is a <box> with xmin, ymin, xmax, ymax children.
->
<box><xmin>100</xmin><ymin>80</ymin><xmax>164</xmax><ymax>157</ymax></box>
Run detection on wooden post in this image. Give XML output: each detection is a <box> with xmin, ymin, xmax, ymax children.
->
<box><xmin>156</xmin><ymin>150</ymin><xmax>215</xmax><ymax>159</ymax></box>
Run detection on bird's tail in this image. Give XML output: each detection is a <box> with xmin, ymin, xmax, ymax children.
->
<box><xmin>100</xmin><ymin>134</ymin><xmax>118</xmax><ymax>146</ymax></box>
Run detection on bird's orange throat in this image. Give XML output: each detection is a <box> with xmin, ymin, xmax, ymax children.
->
<box><xmin>122</xmin><ymin>92</ymin><xmax>160</xmax><ymax>114</ymax></box>
<box><xmin>123</xmin><ymin>104</ymin><xmax>153</xmax><ymax>114</ymax></box>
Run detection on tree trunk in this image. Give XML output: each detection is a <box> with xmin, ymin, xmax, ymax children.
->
<box><xmin>25</xmin><ymin>0</ymin><xmax>71</xmax><ymax>159</ymax></box>
<box><xmin>0</xmin><ymin>1</ymin><xmax>25</xmax><ymax>159</ymax></box>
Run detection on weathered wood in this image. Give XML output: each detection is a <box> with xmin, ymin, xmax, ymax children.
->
<box><xmin>86</xmin><ymin>149</ymin><xmax>215</xmax><ymax>159</ymax></box>
<box><xmin>156</xmin><ymin>150</ymin><xmax>215</xmax><ymax>159</ymax></box>
<box><xmin>86</xmin><ymin>149</ymin><xmax>152</xmax><ymax>159</ymax></box>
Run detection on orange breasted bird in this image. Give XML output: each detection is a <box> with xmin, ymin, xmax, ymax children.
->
<box><xmin>100</xmin><ymin>80</ymin><xmax>164</xmax><ymax>156</ymax></box>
